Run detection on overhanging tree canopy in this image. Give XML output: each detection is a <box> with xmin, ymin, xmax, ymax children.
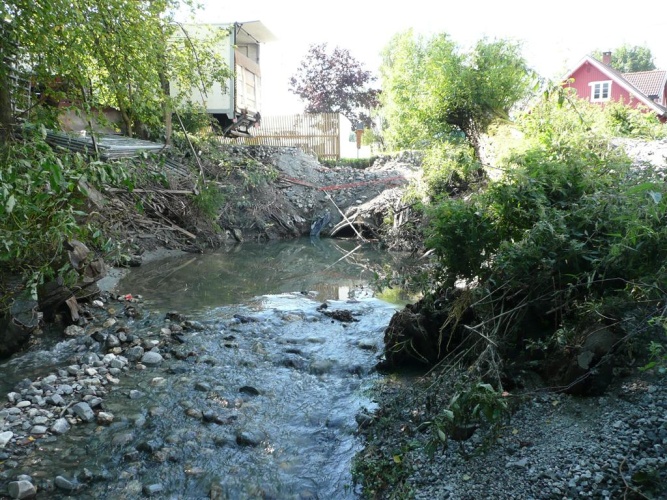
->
<box><xmin>0</xmin><ymin>0</ymin><xmax>231</xmax><ymax>142</ymax></box>
<box><xmin>379</xmin><ymin>31</ymin><xmax>534</xmax><ymax>155</ymax></box>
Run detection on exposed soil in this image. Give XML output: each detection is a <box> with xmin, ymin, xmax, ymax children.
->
<box><xmin>94</xmin><ymin>145</ymin><xmax>424</xmax><ymax>261</ymax></box>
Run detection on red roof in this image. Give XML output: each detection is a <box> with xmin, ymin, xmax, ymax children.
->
<box><xmin>622</xmin><ymin>70</ymin><xmax>667</xmax><ymax>99</ymax></box>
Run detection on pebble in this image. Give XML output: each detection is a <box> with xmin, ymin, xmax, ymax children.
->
<box><xmin>97</xmin><ymin>412</ymin><xmax>115</xmax><ymax>425</ymax></box>
<box><xmin>143</xmin><ymin>483</ymin><xmax>163</xmax><ymax>496</ymax></box>
<box><xmin>71</xmin><ymin>402</ymin><xmax>95</xmax><ymax>423</ymax></box>
<box><xmin>141</xmin><ymin>351</ymin><xmax>163</xmax><ymax>365</ymax></box>
<box><xmin>0</xmin><ymin>431</ymin><xmax>13</xmax><ymax>448</ymax></box>
<box><xmin>54</xmin><ymin>475</ymin><xmax>76</xmax><ymax>491</ymax></box>
<box><xmin>7</xmin><ymin>480</ymin><xmax>36</xmax><ymax>499</ymax></box>
<box><xmin>50</xmin><ymin>418</ymin><xmax>71</xmax><ymax>435</ymax></box>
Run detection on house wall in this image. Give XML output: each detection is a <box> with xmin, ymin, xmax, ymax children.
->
<box><xmin>567</xmin><ymin>62</ymin><xmax>643</xmax><ymax>110</ymax></box>
<box><xmin>169</xmin><ymin>24</ymin><xmax>234</xmax><ymax>116</ymax></box>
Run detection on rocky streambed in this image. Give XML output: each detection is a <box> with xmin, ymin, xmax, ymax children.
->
<box><xmin>0</xmin><ymin>240</ymin><xmax>405</xmax><ymax>499</ymax></box>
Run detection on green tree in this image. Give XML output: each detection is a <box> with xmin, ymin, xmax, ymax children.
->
<box><xmin>379</xmin><ymin>31</ymin><xmax>533</xmax><ymax>156</ymax></box>
<box><xmin>593</xmin><ymin>44</ymin><xmax>656</xmax><ymax>73</ymax></box>
<box><xmin>0</xmin><ymin>0</ymin><xmax>231</xmax><ymax>142</ymax></box>
<box><xmin>288</xmin><ymin>43</ymin><xmax>380</xmax><ymax>128</ymax></box>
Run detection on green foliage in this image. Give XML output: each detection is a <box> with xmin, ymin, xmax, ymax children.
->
<box><xmin>175</xmin><ymin>101</ymin><xmax>218</xmax><ymax>135</ymax></box>
<box><xmin>425</xmin><ymin>198</ymin><xmax>498</xmax><ymax>286</ymax></box>
<box><xmin>1</xmin><ymin>1</ymin><xmax>230</xmax><ymax>140</ymax></box>
<box><xmin>379</xmin><ymin>31</ymin><xmax>534</xmax><ymax>152</ymax></box>
<box><xmin>521</xmin><ymin>85</ymin><xmax>666</xmax><ymax>143</ymax></box>
<box><xmin>592</xmin><ymin>44</ymin><xmax>656</xmax><ymax>73</ymax></box>
<box><xmin>427</xmin><ymin>383</ymin><xmax>509</xmax><ymax>455</ymax></box>
<box><xmin>0</xmin><ymin>129</ymin><xmax>134</xmax><ymax>295</ymax></box>
<box><xmin>420</xmin><ymin>142</ymin><xmax>481</xmax><ymax>199</ymax></box>
<box><xmin>603</xmin><ymin>101</ymin><xmax>667</xmax><ymax>139</ymax></box>
<box><xmin>639</xmin><ymin>317</ymin><xmax>667</xmax><ymax>374</ymax></box>
<box><xmin>192</xmin><ymin>182</ymin><xmax>226</xmax><ymax>223</ymax></box>
<box><xmin>421</xmin><ymin>88</ymin><xmax>667</xmax><ymax>365</ymax></box>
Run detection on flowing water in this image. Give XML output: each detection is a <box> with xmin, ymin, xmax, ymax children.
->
<box><xmin>0</xmin><ymin>238</ymin><xmax>409</xmax><ymax>499</ymax></box>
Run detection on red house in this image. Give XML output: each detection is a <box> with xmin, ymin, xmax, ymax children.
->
<box><xmin>563</xmin><ymin>52</ymin><xmax>667</xmax><ymax>122</ymax></box>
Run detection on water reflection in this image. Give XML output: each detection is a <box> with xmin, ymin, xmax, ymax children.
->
<box><xmin>118</xmin><ymin>238</ymin><xmax>409</xmax><ymax>312</ymax></box>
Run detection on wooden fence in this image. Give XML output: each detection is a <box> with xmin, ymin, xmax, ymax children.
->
<box><xmin>219</xmin><ymin>113</ymin><xmax>341</xmax><ymax>159</ymax></box>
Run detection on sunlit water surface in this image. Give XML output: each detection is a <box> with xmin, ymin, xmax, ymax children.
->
<box><xmin>1</xmin><ymin>238</ymin><xmax>409</xmax><ymax>499</ymax></box>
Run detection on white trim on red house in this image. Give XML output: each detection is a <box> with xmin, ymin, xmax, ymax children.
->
<box><xmin>589</xmin><ymin>80</ymin><xmax>612</xmax><ymax>102</ymax></box>
<box><xmin>564</xmin><ymin>56</ymin><xmax>667</xmax><ymax>117</ymax></box>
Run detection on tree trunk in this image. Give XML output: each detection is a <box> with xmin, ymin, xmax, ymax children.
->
<box><xmin>0</xmin><ymin>73</ymin><xmax>12</xmax><ymax>144</ymax></box>
<box><xmin>0</xmin><ymin>29</ymin><xmax>16</xmax><ymax>144</ymax></box>
<box><xmin>161</xmin><ymin>72</ymin><xmax>172</xmax><ymax>145</ymax></box>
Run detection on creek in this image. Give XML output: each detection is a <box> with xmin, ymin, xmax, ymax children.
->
<box><xmin>0</xmin><ymin>238</ymin><xmax>408</xmax><ymax>499</ymax></box>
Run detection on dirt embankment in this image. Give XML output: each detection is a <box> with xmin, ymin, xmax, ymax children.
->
<box><xmin>0</xmin><ymin>144</ymin><xmax>425</xmax><ymax>358</ymax></box>
<box><xmin>98</xmin><ymin>145</ymin><xmax>425</xmax><ymax>259</ymax></box>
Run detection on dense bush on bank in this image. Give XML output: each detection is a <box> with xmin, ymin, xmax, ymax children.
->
<box><xmin>383</xmin><ymin>92</ymin><xmax>667</xmax><ymax>387</ymax></box>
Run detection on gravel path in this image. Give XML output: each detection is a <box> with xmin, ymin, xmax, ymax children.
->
<box><xmin>357</xmin><ymin>370</ymin><xmax>667</xmax><ymax>499</ymax></box>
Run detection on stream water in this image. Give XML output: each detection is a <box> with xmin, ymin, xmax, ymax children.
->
<box><xmin>0</xmin><ymin>238</ymin><xmax>409</xmax><ymax>499</ymax></box>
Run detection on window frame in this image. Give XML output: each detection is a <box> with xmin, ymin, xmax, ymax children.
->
<box><xmin>589</xmin><ymin>80</ymin><xmax>612</xmax><ymax>102</ymax></box>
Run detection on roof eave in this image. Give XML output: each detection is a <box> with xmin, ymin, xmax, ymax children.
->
<box><xmin>564</xmin><ymin>56</ymin><xmax>667</xmax><ymax>115</ymax></box>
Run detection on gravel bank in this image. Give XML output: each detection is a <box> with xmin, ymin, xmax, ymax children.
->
<box><xmin>356</xmin><ymin>368</ymin><xmax>667</xmax><ymax>499</ymax></box>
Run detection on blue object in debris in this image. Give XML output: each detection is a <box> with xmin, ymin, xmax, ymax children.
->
<box><xmin>310</xmin><ymin>211</ymin><xmax>331</xmax><ymax>238</ymax></box>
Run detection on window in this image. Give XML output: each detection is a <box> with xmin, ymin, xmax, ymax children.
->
<box><xmin>590</xmin><ymin>81</ymin><xmax>612</xmax><ymax>102</ymax></box>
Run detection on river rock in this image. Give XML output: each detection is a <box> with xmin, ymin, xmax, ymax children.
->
<box><xmin>202</xmin><ymin>410</ymin><xmax>226</xmax><ymax>424</ymax></box>
<box><xmin>47</xmin><ymin>394</ymin><xmax>65</xmax><ymax>406</ymax></box>
<box><xmin>59</xmin><ymin>384</ymin><xmax>74</xmax><ymax>395</ymax></box>
<box><xmin>102</xmin><ymin>318</ymin><xmax>116</xmax><ymax>328</ymax></box>
<box><xmin>143</xmin><ymin>483</ymin><xmax>163</xmax><ymax>496</ymax></box>
<box><xmin>96</xmin><ymin>412</ymin><xmax>115</xmax><ymax>425</ymax></box>
<box><xmin>91</xmin><ymin>330</ymin><xmax>107</xmax><ymax>343</ymax></box>
<box><xmin>239</xmin><ymin>385</ymin><xmax>260</xmax><ymax>396</ymax></box>
<box><xmin>129</xmin><ymin>390</ymin><xmax>144</xmax><ymax>400</ymax></box>
<box><xmin>0</xmin><ymin>431</ymin><xmax>14</xmax><ymax>448</ymax></box>
<box><xmin>141</xmin><ymin>352</ymin><xmax>163</xmax><ymax>365</ymax></box>
<box><xmin>236</xmin><ymin>430</ymin><xmax>263</xmax><ymax>447</ymax></box>
<box><xmin>30</xmin><ymin>425</ymin><xmax>47</xmax><ymax>435</ymax></box>
<box><xmin>105</xmin><ymin>334</ymin><xmax>121</xmax><ymax>348</ymax></box>
<box><xmin>309</xmin><ymin>359</ymin><xmax>335</xmax><ymax>375</ymax></box>
<box><xmin>64</xmin><ymin>325</ymin><xmax>85</xmax><ymax>337</ymax></box>
<box><xmin>54</xmin><ymin>475</ymin><xmax>76</xmax><ymax>491</ymax></box>
<box><xmin>125</xmin><ymin>346</ymin><xmax>144</xmax><ymax>362</ymax></box>
<box><xmin>7</xmin><ymin>480</ymin><xmax>36</xmax><ymax>499</ymax></box>
<box><xmin>185</xmin><ymin>408</ymin><xmax>203</xmax><ymax>420</ymax></box>
<box><xmin>72</xmin><ymin>402</ymin><xmax>95</xmax><ymax>422</ymax></box>
<box><xmin>195</xmin><ymin>382</ymin><xmax>212</xmax><ymax>392</ymax></box>
<box><xmin>50</xmin><ymin>418</ymin><xmax>71</xmax><ymax>435</ymax></box>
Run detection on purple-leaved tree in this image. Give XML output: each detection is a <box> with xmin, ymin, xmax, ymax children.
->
<box><xmin>288</xmin><ymin>43</ymin><xmax>380</xmax><ymax>128</ymax></box>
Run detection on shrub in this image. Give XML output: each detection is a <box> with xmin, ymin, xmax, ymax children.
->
<box><xmin>0</xmin><ymin>127</ymin><xmax>135</xmax><ymax>298</ymax></box>
<box><xmin>416</xmin><ymin>89</ymin><xmax>667</xmax><ymax>372</ymax></box>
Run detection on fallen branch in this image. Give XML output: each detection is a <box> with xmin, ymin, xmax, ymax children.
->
<box><xmin>105</xmin><ymin>188</ymin><xmax>194</xmax><ymax>195</ymax></box>
<box><xmin>325</xmin><ymin>191</ymin><xmax>367</xmax><ymax>241</ymax></box>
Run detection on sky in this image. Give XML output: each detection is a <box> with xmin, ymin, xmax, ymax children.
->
<box><xmin>186</xmin><ymin>0</ymin><xmax>667</xmax><ymax>115</ymax></box>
